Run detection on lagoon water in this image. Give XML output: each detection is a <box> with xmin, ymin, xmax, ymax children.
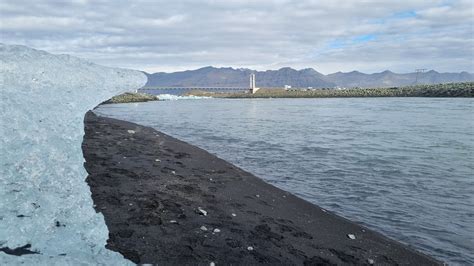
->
<box><xmin>96</xmin><ymin>98</ymin><xmax>474</xmax><ymax>265</ymax></box>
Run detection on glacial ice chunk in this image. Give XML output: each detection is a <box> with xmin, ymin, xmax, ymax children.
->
<box><xmin>0</xmin><ymin>44</ymin><xmax>146</xmax><ymax>264</ymax></box>
<box><xmin>156</xmin><ymin>93</ymin><xmax>212</xmax><ymax>100</ymax></box>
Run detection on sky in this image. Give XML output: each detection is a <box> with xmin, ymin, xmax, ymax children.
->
<box><xmin>1</xmin><ymin>0</ymin><xmax>473</xmax><ymax>74</ymax></box>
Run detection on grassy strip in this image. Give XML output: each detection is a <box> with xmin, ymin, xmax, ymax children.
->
<box><xmin>103</xmin><ymin>92</ymin><xmax>158</xmax><ymax>104</ymax></box>
<box><xmin>186</xmin><ymin>82</ymin><xmax>473</xmax><ymax>98</ymax></box>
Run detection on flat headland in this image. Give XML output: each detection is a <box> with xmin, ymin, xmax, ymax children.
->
<box><xmin>83</xmin><ymin>111</ymin><xmax>441</xmax><ymax>265</ymax></box>
<box><xmin>102</xmin><ymin>92</ymin><xmax>158</xmax><ymax>104</ymax></box>
<box><xmin>186</xmin><ymin>82</ymin><xmax>473</xmax><ymax>98</ymax></box>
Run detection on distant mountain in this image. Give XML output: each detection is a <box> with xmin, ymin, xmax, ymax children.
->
<box><xmin>144</xmin><ymin>66</ymin><xmax>335</xmax><ymax>88</ymax></box>
<box><xmin>325</xmin><ymin>70</ymin><xmax>474</xmax><ymax>88</ymax></box>
<box><xmin>144</xmin><ymin>67</ymin><xmax>474</xmax><ymax>88</ymax></box>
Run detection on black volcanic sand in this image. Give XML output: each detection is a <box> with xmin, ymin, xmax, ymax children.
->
<box><xmin>83</xmin><ymin>111</ymin><xmax>440</xmax><ymax>265</ymax></box>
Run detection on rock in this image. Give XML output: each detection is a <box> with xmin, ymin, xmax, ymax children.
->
<box><xmin>347</xmin><ymin>234</ymin><xmax>356</xmax><ymax>240</ymax></box>
<box><xmin>247</xmin><ymin>246</ymin><xmax>254</xmax><ymax>251</ymax></box>
<box><xmin>127</xmin><ymin>130</ymin><xmax>135</xmax><ymax>134</ymax></box>
<box><xmin>367</xmin><ymin>258</ymin><xmax>375</xmax><ymax>264</ymax></box>
<box><xmin>200</xmin><ymin>226</ymin><xmax>208</xmax><ymax>231</ymax></box>
<box><xmin>231</xmin><ymin>213</ymin><xmax>236</xmax><ymax>217</ymax></box>
<box><xmin>196</xmin><ymin>207</ymin><xmax>208</xmax><ymax>216</ymax></box>
<box><xmin>213</xmin><ymin>228</ymin><xmax>221</xmax><ymax>233</ymax></box>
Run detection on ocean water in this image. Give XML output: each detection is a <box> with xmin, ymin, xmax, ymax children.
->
<box><xmin>96</xmin><ymin>98</ymin><xmax>474</xmax><ymax>265</ymax></box>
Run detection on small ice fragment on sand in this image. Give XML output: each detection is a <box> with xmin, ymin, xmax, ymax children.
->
<box><xmin>347</xmin><ymin>234</ymin><xmax>356</xmax><ymax>240</ymax></box>
<box><xmin>256</xmin><ymin>194</ymin><xmax>260</xmax><ymax>198</ymax></box>
<box><xmin>213</xmin><ymin>228</ymin><xmax>221</xmax><ymax>233</ymax></box>
<box><xmin>171</xmin><ymin>170</ymin><xmax>176</xmax><ymax>175</ymax></box>
<box><xmin>210</xmin><ymin>262</ymin><xmax>215</xmax><ymax>266</ymax></box>
<box><xmin>200</xmin><ymin>226</ymin><xmax>208</xmax><ymax>231</ymax></box>
<box><xmin>247</xmin><ymin>246</ymin><xmax>254</xmax><ymax>251</ymax></box>
<box><xmin>321</xmin><ymin>209</ymin><xmax>327</xmax><ymax>212</ymax></box>
<box><xmin>170</xmin><ymin>220</ymin><xmax>177</xmax><ymax>224</ymax></box>
<box><xmin>123</xmin><ymin>156</ymin><xmax>127</xmax><ymax>159</ymax></box>
<box><xmin>155</xmin><ymin>159</ymin><xmax>161</xmax><ymax>162</ymax></box>
<box><xmin>367</xmin><ymin>258</ymin><xmax>375</xmax><ymax>264</ymax></box>
<box><xmin>127</xmin><ymin>129</ymin><xmax>135</xmax><ymax>134</ymax></box>
<box><xmin>129</xmin><ymin>203</ymin><xmax>133</xmax><ymax>206</ymax></box>
<box><xmin>209</xmin><ymin>178</ymin><xmax>213</xmax><ymax>181</ymax></box>
<box><xmin>196</xmin><ymin>207</ymin><xmax>208</xmax><ymax>216</ymax></box>
<box><xmin>231</xmin><ymin>213</ymin><xmax>236</xmax><ymax>217</ymax></box>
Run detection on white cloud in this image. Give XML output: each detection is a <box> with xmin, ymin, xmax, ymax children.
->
<box><xmin>0</xmin><ymin>0</ymin><xmax>472</xmax><ymax>73</ymax></box>
<box><xmin>0</xmin><ymin>16</ymin><xmax>85</xmax><ymax>30</ymax></box>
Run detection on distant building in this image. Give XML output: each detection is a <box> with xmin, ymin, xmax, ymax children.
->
<box><xmin>284</xmin><ymin>85</ymin><xmax>292</xmax><ymax>90</ymax></box>
<box><xmin>250</xmin><ymin>73</ymin><xmax>260</xmax><ymax>93</ymax></box>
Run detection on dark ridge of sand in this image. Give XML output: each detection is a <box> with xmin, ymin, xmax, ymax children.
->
<box><xmin>82</xmin><ymin>111</ymin><xmax>441</xmax><ymax>265</ymax></box>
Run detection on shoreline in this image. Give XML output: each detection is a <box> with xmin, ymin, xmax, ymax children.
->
<box><xmin>183</xmin><ymin>82</ymin><xmax>473</xmax><ymax>98</ymax></box>
<box><xmin>83</xmin><ymin>111</ymin><xmax>441</xmax><ymax>265</ymax></box>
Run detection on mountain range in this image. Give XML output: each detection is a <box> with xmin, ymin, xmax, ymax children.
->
<box><xmin>144</xmin><ymin>66</ymin><xmax>473</xmax><ymax>88</ymax></box>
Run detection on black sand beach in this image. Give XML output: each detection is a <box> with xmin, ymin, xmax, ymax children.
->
<box><xmin>83</xmin><ymin>111</ymin><xmax>441</xmax><ymax>265</ymax></box>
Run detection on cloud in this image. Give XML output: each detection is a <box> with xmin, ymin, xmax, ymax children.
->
<box><xmin>0</xmin><ymin>16</ymin><xmax>85</xmax><ymax>30</ymax></box>
<box><xmin>1</xmin><ymin>0</ymin><xmax>472</xmax><ymax>73</ymax></box>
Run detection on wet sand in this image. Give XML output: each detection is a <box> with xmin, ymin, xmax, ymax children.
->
<box><xmin>83</xmin><ymin>111</ymin><xmax>441</xmax><ymax>265</ymax></box>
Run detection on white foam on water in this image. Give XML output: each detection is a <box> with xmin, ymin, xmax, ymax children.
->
<box><xmin>0</xmin><ymin>44</ymin><xmax>146</xmax><ymax>264</ymax></box>
<box><xmin>157</xmin><ymin>94</ymin><xmax>213</xmax><ymax>101</ymax></box>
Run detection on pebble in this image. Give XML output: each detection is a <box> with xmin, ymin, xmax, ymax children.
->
<box><xmin>127</xmin><ymin>130</ymin><xmax>135</xmax><ymax>134</ymax></box>
<box><xmin>171</xmin><ymin>170</ymin><xmax>176</xmax><ymax>175</ymax></box>
<box><xmin>200</xmin><ymin>226</ymin><xmax>208</xmax><ymax>231</ymax></box>
<box><xmin>247</xmin><ymin>246</ymin><xmax>254</xmax><ymax>251</ymax></box>
<box><xmin>213</xmin><ymin>228</ymin><xmax>221</xmax><ymax>233</ymax></box>
<box><xmin>197</xmin><ymin>207</ymin><xmax>208</xmax><ymax>216</ymax></box>
<box><xmin>155</xmin><ymin>159</ymin><xmax>161</xmax><ymax>162</ymax></box>
<box><xmin>256</xmin><ymin>194</ymin><xmax>260</xmax><ymax>198</ymax></box>
<box><xmin>169</xmin><ymin>220</ymin><xmax>177</xmax><ymax>224</ymax></box>
<box><xmin>231</xmin><ymin>213</ymin><xmax>236</xmax><ymax>217</ymax></box>
<box><xmin>347</xmin><ymin>234</ymin><xmax>356</xmax><ymax>240</ymax></box>
<box><xmin>210</xmin><ymin>262</ymin><xmax>216</xmax><ymax>266</ymax></box>
<box><xmin>367</xmin><ymin>258</ymin><xmax>375</xmax><ymax>264</ymax></box>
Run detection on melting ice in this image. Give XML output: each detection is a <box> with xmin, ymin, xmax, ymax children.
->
<box><xmin>0</xmin><ymin>44</ymin><xmax>146</xmax><ymax>264</ymax></box>
<box><xmin>156</xmin><ymin>93</ymin><xmax>213</xmax><ymax>101</ymax></box>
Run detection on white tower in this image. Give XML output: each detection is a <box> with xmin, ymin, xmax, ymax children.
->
<box><xmin>249</xmin><ymin>73</ymin><xmax>259</xmax><ymax>93</ymax></box>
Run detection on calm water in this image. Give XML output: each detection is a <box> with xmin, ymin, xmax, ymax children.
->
<box><xmin>96</xmin><ymin>98</ymin><xmax>474</xmax><ymax>265</ymax></box>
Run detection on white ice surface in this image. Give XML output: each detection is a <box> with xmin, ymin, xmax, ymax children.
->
<box><xmin>0</xmin><ymin>44</ymin><xmax>146</xmax><ymax>264</ymax></box>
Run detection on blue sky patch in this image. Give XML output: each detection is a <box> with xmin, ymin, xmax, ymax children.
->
<box><xmin>392</xmin><ymin>10</ymin><xmax>417</xmax><ymax>19</ymax></box>
<box><xmin>353</xmin><ymin>34</ymin><xmax>376</xmax><ymax>43</ymax></box>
